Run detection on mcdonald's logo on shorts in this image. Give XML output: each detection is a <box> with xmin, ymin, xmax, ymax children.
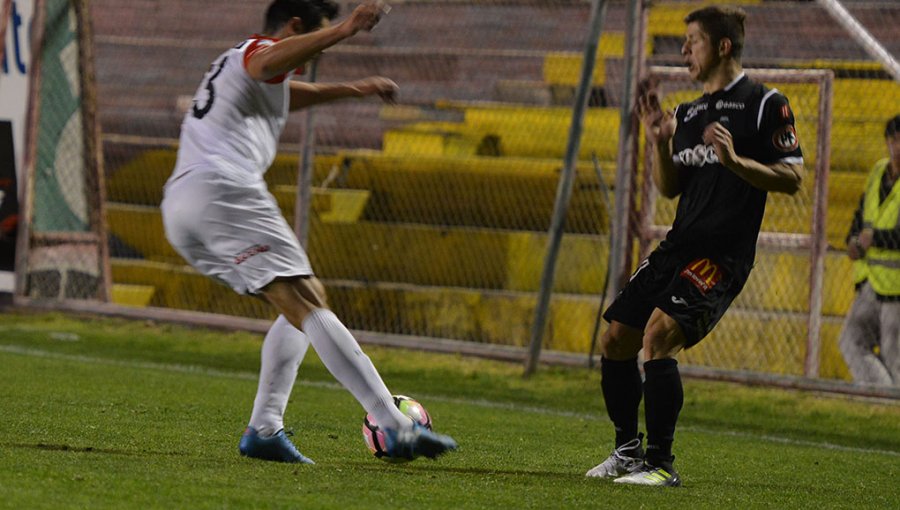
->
<box><xmin>680</xmin><ymin>258</ymin><xmax>723</xmax><ymax>294</ymax></box>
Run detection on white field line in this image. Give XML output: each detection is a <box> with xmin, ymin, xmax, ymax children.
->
<box><xmin>3</xmin><ymin>343</ymin><xmax>899</xmax><ymax>459</ymax></box>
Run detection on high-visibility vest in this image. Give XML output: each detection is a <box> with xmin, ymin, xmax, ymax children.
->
<box><xmin>862</xmin><ymin>158</ymin><xmax>900</xmax><ymax>297</ymax></box>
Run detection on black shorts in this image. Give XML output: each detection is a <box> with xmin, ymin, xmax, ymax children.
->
<box><xmin>602</xmin><ymin>244</ymin><xmax>752</xmax><ymax>347</ymax></box>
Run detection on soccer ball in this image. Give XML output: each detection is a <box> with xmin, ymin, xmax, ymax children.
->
<box><xmin>361</xmin><ymin>395</ymin><xmax>432</xmax><ymax>462</ymax></box>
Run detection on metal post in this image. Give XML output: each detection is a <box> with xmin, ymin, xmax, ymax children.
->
<box><xmin>610</xmin><ymin>0</ymin><xmax>647</xmax><ymax>296</ymax></box>
<box><xmin>295</xmin><ymin>59</ymin><xmax>318</xmax><ymax>249</ymax></box>
<box><xmin>524</xmin><ymin>0</ymin><xmax>608</xmax><ymax>377</ymax></box>
<box><xmin>805</xmin><ymin>70</ymin><xmax>833</xmax><ymax>378</ymax></box>
<box><xmin>75</xmin><ymin>0</ymin><xmax>110</xmax><ymax>302</ymax></box>
<box><xmin>14</xmin><ymin>0</ymin><xmax>46</xmax><ymax>299</ymax></box>
<box><xmin>816</xmin><ymin>0</ymin><xmax>900</xmax><ymax>82</ymax></box>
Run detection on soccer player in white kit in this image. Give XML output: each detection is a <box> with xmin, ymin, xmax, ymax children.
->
<box><xmin>160</xmin><ymin>0</ymin><xmax>457</xmax><ymax>463</ymax></box>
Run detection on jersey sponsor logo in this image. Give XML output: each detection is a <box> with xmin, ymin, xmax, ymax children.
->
<box><xmin>683</xmin><ymin>102</ymin><xmax>708</xmax><ymax>123</ymax></box>
<box><xmin>715</xmin><ymin>100</ymin><xmax>744</xmax><ymax>111</ymax></box>
<box><xmin>680</xmin><ymin>258</ymin><xmax>723</xmax><ymax>294</ymax></box>
<box><xmin>234</xmin><ymin>244</ymin><xmax>271</xmax><ymax>265</ymax></box>
<box><xmin>676</xmin><ymin>144</ymin><xmax>719</xmax><ymax>167</ymax></box>
<box><xmin>772</xmin><ymin>125</ymin><xmax>799</xmax><ymax>152</ymax></box>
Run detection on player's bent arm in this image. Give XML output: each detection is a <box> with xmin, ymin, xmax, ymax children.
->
<box><xmin>246</xmin><ymin>23</ymin><xmax>354</xmax><ymax>82</ymax></box>
<box><xmin>652</xmin><ymin>141</ymin><xmax>683</xmax><ymax>198</ymax></box>
<box><xmin>723</xmin><ymin>157</ymin><xmax>804</xmax><ymax>195</ymax></box>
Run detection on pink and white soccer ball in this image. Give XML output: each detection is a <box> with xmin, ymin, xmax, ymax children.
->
<box><xmin>361</xmin><ymin>395</ymin><xmax>432</xmax><ymax>462</ymax></box>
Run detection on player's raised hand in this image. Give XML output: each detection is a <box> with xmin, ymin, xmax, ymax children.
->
<box><xmin>355</xmin><ymin>76</ymin><xmax>398</xmax><ymax>103</ymax></box>
<box><xmin>702</xmin><ymin>121</ymin><xmax>737</xmax><ymax>166</ymax></box>
<box><xmin>346</xmin><ymin>1</ymin><xmax>391</xmax><ymax>35</ymax></box>
<box><xmin>636</xmin><ymin>78</ymin><xmax>675</xmax><ymax>146</ymax></box>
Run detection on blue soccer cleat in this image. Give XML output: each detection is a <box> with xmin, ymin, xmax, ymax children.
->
<box><xmin>238</xmin><ymin>427</ymin><xmax>315</xmax><ymax>464</ymax></box>
<box><xmin>383</xmin><ymin>422</ymin><xmax>458</xmax><ymax>461</ymax></box>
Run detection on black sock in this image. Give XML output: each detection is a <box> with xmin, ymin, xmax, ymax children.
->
<box><xmin>600</xmin><ymin>357</ymin><xmax>643</xmax><ymax>448</ymax></box>
<box><xmin>643</xmin><ymin>358</ymin><xmax>683</xmax><ymax>467</ymax></box>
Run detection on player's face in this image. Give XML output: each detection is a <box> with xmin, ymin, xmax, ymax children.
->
<box><xmin>682</xmin><ymin>22</ymin><xmax>716</xmax><ymax>82</ymax></box>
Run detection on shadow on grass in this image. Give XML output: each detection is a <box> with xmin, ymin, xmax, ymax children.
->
<box><xmin>3</xmin><ymin>442</ymin><xmax>191</xmax><ymax>457</ymax></box>
<box><xmin>332</xmin><ymin>459</ymin><xmax>584</xmax><ymax>481</ymax></box>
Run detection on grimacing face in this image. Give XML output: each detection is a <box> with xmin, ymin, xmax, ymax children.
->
<box><xmin>682</xmin><ymin>21</ymin><xmax>717</xmax><ymax>83</ymax></box>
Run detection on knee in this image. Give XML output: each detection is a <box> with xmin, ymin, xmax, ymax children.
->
<box><xmin>643</xmin><ymin>319</ymin><xmax>685</xmax><ymax>360</ymax></box>
<box><xmin>600</xmin><ymin>327</ymin><xmax>641</xmax><ymax>360</ymax></box>
<box><xmin>297</xmin><ymin>276</ymin><xmax>328</xmax><ymax>309</ymax></box>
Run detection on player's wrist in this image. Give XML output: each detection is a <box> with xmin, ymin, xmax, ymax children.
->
<box><xmin>335</xmin><ymin>19</ymin><xmax>359</xmax><ymax>38</ymax></box>
<box><xmin>654</xmin><ymin>138</ymin><xmax>673</xmax><ymax>157</ymax></box>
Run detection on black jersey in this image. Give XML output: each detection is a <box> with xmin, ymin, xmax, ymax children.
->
<box><xmin>666</xmin><ymin>74</ymin><xmax>803</xmax><ymax>261</ymax></box>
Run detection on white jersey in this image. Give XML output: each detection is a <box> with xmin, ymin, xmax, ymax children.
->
<box><xmin>169</xmin><ymin>36</ymin><xmax>293</xmax><ymax>184</ymax></box>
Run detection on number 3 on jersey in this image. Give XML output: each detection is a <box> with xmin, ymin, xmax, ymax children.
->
<box><xmin>192</xmin><ymin>56</ymin><xmax>228</xmax><ymax>119</ymax></box>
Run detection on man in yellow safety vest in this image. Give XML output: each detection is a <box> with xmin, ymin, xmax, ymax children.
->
<box><xmin>839</xmin><ymin>114</ymin><xmax>900</xmax><ymax>386</ymax></box>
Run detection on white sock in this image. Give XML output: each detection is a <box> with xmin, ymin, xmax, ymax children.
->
<box><xmin>248</xmin><ymin>315</ymin><xmax>310</xmax><ymax>437</ymax></box>
<box><xmin>302</xmin><ymin>308</ymin><xmax>410</xmax><ymax>431</ymax></box>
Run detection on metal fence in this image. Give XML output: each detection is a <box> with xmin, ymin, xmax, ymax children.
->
<box><xmin>8</xmin><ymin>0</ymin><xmax>900</xmax><ymax>396</ymax></box>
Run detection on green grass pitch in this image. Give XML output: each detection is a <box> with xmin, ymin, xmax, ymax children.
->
<box><xmin>1</xmin><ymin>311</ymin><xmax>898</xmax><ymax>509</ymax></box>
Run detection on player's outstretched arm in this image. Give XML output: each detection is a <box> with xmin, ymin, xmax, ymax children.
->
<box><xmin>289</xmin><ymin>77</ymin><xmax>397</xmax><ymax>110</ymax></box>
<box><xmin>247</xmin><ymin>1</ymin><xmax>389</xmax><ymax>82</ymax></box>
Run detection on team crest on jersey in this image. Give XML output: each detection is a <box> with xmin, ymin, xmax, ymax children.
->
<box><xmin>772</xmin><ymin>125</ymin><xmax>799</xmax><ymax>152</ymax></box>
<box><xmin>680</xmin><ymin>258</ymin><xmax>723</xmax><ymax>293</ymax></box>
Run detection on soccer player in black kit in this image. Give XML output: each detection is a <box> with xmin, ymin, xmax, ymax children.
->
<box><xmin>585</xmin><ymin>6</ymin><xmax>804</xmax><ymax>486</ymax></box>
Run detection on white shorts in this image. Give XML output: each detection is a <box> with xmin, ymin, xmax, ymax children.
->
<box><xmin>160</xmin><ymin>170</ymin><xmax>313</xmax><ymax>295</ymax></box>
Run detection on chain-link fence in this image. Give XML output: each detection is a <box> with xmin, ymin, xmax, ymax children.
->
<box><xmin>15</xmin><ymin>0</ymin><xmax>898</xmax><ymax>388</ymax></box>
<box><xmin>99</xmin><ymin>0</ymin><xmax>620</xmax><ymax>355</ymax></box>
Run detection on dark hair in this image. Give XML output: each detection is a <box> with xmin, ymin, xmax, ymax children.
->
<box><xmin>886</xmin><ymin>114</ymin><xmax>900</xmax><ymax>138</ymax></box>
<box><xmin>684</xmin><ymin>5</ymin><xmax>746</xmax><ymax>60</ymax></box>
<box><xmin>264</xmin><ymin>0</ymin><xmax>340</xmax><ymax>34</ymax></box>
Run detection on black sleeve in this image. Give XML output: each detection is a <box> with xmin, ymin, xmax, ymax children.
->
<box><xmin>756</xmin><ymin>92</ymin><xmax>803</xmax><ymax>165</ymax></box>
<box><xmin>846</xmin><ymin>193</ymin><xmax>864</xmax><ymax>245</ymax></box>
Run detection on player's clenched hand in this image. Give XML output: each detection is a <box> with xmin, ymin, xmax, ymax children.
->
<box><xmin>702</xmin><ymin>121</ymin><xmax>736</xmax><ymax>166</ymax></box>
<box><xmin>636</xmin><ymin>78</ymin><xmax>675</xmax><ymax>146</ymax></box>
<box><xmin>346</xmin><ymin>1</ymin><xmax>390</xmax><ymax>35</ymax></box>
<box><xmin>354</xmin><ymin>76</ymin><xmax>398</xmax><ymax>103</ymax></box>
